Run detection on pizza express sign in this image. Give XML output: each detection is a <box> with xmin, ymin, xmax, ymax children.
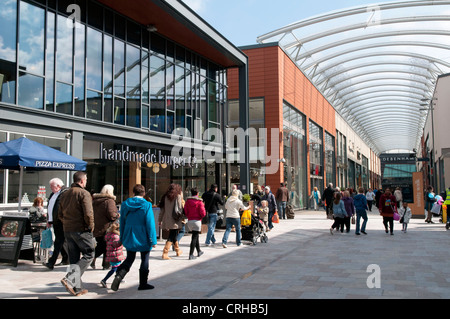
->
<box><xmin>99</xmin><ymin>143</ymin><xmax>197</xmax><ymax>168</ymax></box>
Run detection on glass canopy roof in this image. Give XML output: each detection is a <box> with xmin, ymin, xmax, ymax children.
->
<box><xmin>257</xmin><ymin>0</ymin><xmax>450</xmax><ymax>154</ymax></box>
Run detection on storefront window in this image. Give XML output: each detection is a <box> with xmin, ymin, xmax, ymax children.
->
<box><xmin>309</xmin><ymin>120</ymin><xmax>323</xmax><ymax>193</ymax></box>
<box><xmin>283</xmin><ymin>102</ymin><xmax>307</xmax><ymax>209</ymax></box>
<box><xmin>126</xmin><ymin>44</ymin><xmax>141</xmax><ymax>128</ymax></box>
<box><xmin>325</xmin><ymin>132</ymin><xmax>335</xmax><ymax>187</ymax></box>
<box><xmin>74</xmin><ymin>22</ymin><xmax>85</xmax><ymax>117</ymax></box>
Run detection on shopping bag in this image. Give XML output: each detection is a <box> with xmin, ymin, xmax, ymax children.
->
<box><xmin>392</xmin><ymin>205</ymin><xmax>400</xmax><ymax>221</ymax></box>
<box><xmin>40</xmin><ymin>228</ymin><xmax>53</xmax><ymax>249</ymax></box>
<box><xmin>272</xmin><ymin>211</ymin><xmax>280</xmax><ymax>223</ymax></box>
<box><xmin>241</xmin><ymin>210</ymin><xmax>252</xmax><ymax>226</ymax></box>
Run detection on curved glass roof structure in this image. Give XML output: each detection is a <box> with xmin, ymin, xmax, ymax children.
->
<box><xmin>257</xmin><ymin>0</ymin><xmax>450</xmax><ymax>154</ymax></box>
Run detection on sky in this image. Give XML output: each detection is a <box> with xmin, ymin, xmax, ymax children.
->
<box><xmin>182</xmin><ymin>0</ymin><xmax>403</xmax><ymax>47</ymax></box>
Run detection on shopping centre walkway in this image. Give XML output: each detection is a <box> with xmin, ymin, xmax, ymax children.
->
<box><xmin>1</xmin><ymin>208</ymin><xmax>450</xmax><ymax>300</ymax></box>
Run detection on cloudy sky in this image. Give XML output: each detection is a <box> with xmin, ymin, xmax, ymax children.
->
<box><xmin>181</xmin><ymin>0</ymin><xmax>403</xmax><ymax>46</ymax></box>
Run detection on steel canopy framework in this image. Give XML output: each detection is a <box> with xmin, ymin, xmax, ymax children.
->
<box><xmin>257</xmin><ymin>0</ymin><xmax>450</xmax><ymax>154</ymax></box>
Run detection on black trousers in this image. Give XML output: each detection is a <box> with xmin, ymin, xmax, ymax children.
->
<box><xmin>189</xmin><ymin>231</ymin><xmax>201</xmax><ymax>256</ymax></box>
<box><xmin>383</xmin><ymin>216</ymin><xmax>394</xmax><ymax>233</ymax></box>
<box><xmin>331</xmin><ymin>217</ymin><xmax>345</xmax><ymax>232</ymax></box>
<box><xmin>47</xmin><ymin>222</ymin><xmax>68</xmax><ymax>266</ymax></box>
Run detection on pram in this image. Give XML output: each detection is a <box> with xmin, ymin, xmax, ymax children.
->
<box><xmin>241</xmin><ymin>211</ymin><xmax>268</xmax><ymax>245</ymax></box>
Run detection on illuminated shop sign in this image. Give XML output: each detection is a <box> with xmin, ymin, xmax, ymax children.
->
<box><xmin>99</xmin><ymin>143</ymin><xmax>197</xmax><ymax>168</ymax></box>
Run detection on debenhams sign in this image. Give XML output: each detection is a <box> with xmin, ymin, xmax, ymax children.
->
<box><xmin>99</xmin><ymin>143</ymin><xmax>197</xmax><ymax>168</ymax></box>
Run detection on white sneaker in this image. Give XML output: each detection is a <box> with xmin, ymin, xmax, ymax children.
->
<box><xmin>222</xmin><ymin>244</ymin><xmax>227</xmax><ymax>248</ymax></box>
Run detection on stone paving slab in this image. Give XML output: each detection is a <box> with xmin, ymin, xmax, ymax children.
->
<box><xmin>1</xmin><ymin>209</ymin><xmax>450</xmax><ymax>300</ymax></box>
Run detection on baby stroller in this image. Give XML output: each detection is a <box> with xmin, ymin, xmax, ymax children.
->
<box><xmin>241</xmin><ymin>212</ymin><xmax>268</xmax><ymax>245</ymax></box>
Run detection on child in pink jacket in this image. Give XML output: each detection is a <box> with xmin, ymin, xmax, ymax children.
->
<box><xmin>101</xmin><ymin>222</ymin><xmax>124</xmax><ymax>287</ymax></box>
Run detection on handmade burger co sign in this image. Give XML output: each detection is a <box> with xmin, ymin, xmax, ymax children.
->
<box><xmin>99</xmin><ymin>143</ymin><xmax>198</xmax><ymax>168</ymax></box>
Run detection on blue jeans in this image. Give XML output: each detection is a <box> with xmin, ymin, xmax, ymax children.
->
<box><xmin>277</xmin><ymin>201</ymin><xmax>287</xmax><ymax>219</ymax></box>
<box><xmin>205</xmin><ymin>213</ymin><xmax>217</xmax><ymax>245</ymax></box>
<box><xmin>355</xmin><ymin>210</ymin><xmax>368</xmax><ymax>234</ymax></box>
<box><xmin>222</xmin><ymin>218</ymin><xmax>241</xmax><ymax>246</ymax></box>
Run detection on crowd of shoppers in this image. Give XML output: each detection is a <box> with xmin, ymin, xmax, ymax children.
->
<box><xmin>38</xmin><ymin>172</ymin><xmax>438</xmax><ymax>296</ymax></box>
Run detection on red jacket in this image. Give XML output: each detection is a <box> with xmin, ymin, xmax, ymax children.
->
<box><xmin>105</xmin><ymin>232</ymin><xmax>124</xmax><ymax>263</ymax></box>
<box><xmin>379</xmin><ymin>194</ymin><xmax>397</xmax><ymax>217</ymax></box>
<box><xmin>183</xmin><ymin>196</ymin><xmax>206</xmax><ymax>221</ymax></box>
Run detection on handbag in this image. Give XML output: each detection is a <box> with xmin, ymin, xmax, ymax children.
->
<box><xmin>172</xmin><ymin>199</ymin><xmax>184</xmax><ymax>221</ymax></box>
<box><xmin>272</xmin><ymin>211</ymin><xmax>280</xmax><ymax>223</ymax></box>
<box><xmin>351</xmin><ymin>215</ymin><xmax>355</xmax><ymax>224</ymax></box>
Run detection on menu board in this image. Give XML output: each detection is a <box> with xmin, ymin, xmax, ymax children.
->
<box><xmin>0</xmin><ymin>217</ymin><xmax>27</xmax><ymax>267</ymax></box>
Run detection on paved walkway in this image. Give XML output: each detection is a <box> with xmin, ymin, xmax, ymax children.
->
<box><xmin>1</xmin><ymin>209</ymin><xmax>449</xmax><ymax>300</ymax></box>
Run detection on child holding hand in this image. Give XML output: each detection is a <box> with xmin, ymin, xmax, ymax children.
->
<box><xmin>101</xmin><ymin>222</ymin><xmax>124</xmax><ymax>287</ymax></box>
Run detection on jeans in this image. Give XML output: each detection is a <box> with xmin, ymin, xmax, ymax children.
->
<box><xmin>355</xmin><ymin>210</ymin><xmax>368</xmax><ymax>234</ymax></box>
<box><xmin>268</xmin><ymin>210</ymin><xmax>275</xmax><ymax>229</ymax></box>
<box><xmin>119</xmin><ymin>250</ymin><xmax>150</xmax><ymax>272</ymax></box>
<box><xmin>102</xmin><ymin>263</ymin><xmax>120</xmax><ymax>282</ymax></box>
<box><xmin>277</xmin><ymin>201</ymin><xmax>287</xmax><ymax>219</ymax></box>
<box><xmin>205</xmin><ymin>213</ymin><xmax>217</xmax><ymax>244</ymax></box>
<box><xmin>222</xmin><ymin>218</ymin><xmax>241</xmax><ymax>246</ymax></box>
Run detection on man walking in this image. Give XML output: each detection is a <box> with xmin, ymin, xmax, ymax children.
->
<box><xmin>276</xmin><ymin>183</ymin><xmax>289</xmax><ymax>219</ymax></box>
<box><xmin>58</xmin><ymin>171</ymin><xmax>95</xmax><ymax>296</ymax></box>
<box><xmin>202</xmin><ymin>184</ymin><xmax>224</xmax><ymax>246</ymax></box>
<box><xmin>322</xmin><ymin>183</ymin><xmax>336</xmax><ymax>218</ymax></box>
<box><xmin>43</xmin><ymin>178</ymin><xmax>69</xmax><ymax>270</ymax></box>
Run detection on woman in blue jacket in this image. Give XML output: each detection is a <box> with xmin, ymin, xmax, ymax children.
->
<box><xmin>330</xmin><ymin>192</ymin><xmax>347</xmax><ymax>235</ymax></box>
<box><xmin>111</xmin><ymin>184</ymin><xmax>157</xmax><ymax>292</ymax></box>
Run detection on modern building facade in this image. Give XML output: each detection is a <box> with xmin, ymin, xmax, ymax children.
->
<box><xmin>228</xmin><ymin>43</ymin><xmax>337</xmax><ymax>209</ymax></box>
<box><xmin>419</xmin><ymin>73</ymin><xmax>450</xmax><ymax>195</ymax></box>
<box><xmin>228</xmin><ymin>43</ymin><xmax>381</xmax><ymax>209</ymax></box>
<box><xmin>0</xmin><ymin>0</ymin><xmax>249</xmax><ymax>210</ymax></box>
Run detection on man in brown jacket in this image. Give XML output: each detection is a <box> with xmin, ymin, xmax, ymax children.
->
<box><xmin>58</xmin><ymin>171</ymin><xmax>95</xmax><ymax>296</ymax></box>
<box><xmin>276</xmin><ymin>183</ymin><xmax>289</xmax><ymax>220</ymax></box>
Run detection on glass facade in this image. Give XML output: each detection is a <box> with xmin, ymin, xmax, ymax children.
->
<box><xmin>283</xmin><ymin>102</ymin><xmax>307</xmax><ymax>209</ymax></box>
<box><xmin>0</xmin><ymin>0</ymin><xmax>229</xmax><ymax>205</ymax></box>
<box><xmin>324</xmin><ymin>132</ymin><xmax>335</xmax><ymax>188</ymax></box>
<box><xmin>0</xmin><ymin>0</ymin><xmax>227</xmax><ymax>137</ymax></box>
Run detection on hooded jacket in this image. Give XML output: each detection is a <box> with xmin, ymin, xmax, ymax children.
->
<box><xmin>184</xmin><ymin>196</ymin><xmax>206</xmax><ymax>221</ymax></box>
<box><xmin>119</xmin><ymin>197</ymin><xmax>157</xmax><ymax>252</ymax></box>
<box><xmin>353</xmin><ymin>193</ymin><xmax>368</xmax><ymax>212</ymax></box>
<box><xmin>92</xmin><ymin>193</ymin><xmax>119</xmax><ymax>237</ymax></box>
<box><xmin>379</xmin><ymin>193</ymin><xmax>396</xmax><ymax>217</ymax></box>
